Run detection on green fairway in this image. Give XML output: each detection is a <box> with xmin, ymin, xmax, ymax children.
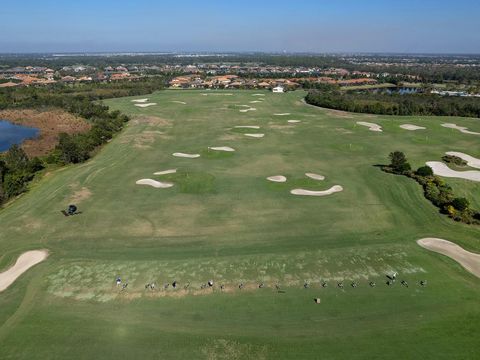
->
<box><xmin>0</xmin><ymin>90</ymin><xmax>479</xmax><ymax>359</ymax></box>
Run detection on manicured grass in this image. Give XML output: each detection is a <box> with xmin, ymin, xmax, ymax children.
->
<box><xmin>0</xmin><ymin>89</ymin><xmax>479</xmax><ymax>359</ymax></box>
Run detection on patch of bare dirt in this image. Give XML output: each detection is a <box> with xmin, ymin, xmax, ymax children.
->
<box><xmin>325</xmin><ymin>109</ymin><xmax>355</xmax><ymax>119</ymax></box>
<box><xmin>0</xmin><ymin>108</ymin><xmax>90</xmax><ymax>157</ymax></box>
<box><xmin>120</xmin><ymin>129</ymin><xmax>173</xmax><ymax>149</ymax></box>
<box><xmin>132</xmin><ymin>115</ymin><xmax>171</xmax><ymax>127</ymax></box>
<box><xmin>69</xmin><ymin>186</ymin><xmax>92</xmax><ymax>204</ymax></box>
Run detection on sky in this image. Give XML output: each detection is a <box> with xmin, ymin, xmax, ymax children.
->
<box><xmin>1</xmin><ymin>0</ymin><xmax>479</xmax><ymax>54</ymax></box>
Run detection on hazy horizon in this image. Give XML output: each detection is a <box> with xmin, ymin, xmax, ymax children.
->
<box><xmin>1</xmin><ymin>0</ymin><xmax>479</xmax><ymax>54</ymax></box>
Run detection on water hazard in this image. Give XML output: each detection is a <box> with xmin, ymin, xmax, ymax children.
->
<box><xmin>0</xmin><ymin>120</ymin><xmax>39</xmax><ymax>152</ymax></box>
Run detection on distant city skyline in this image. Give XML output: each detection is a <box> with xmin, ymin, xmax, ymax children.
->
<box><xmin>1</xmin><ymin>0</ymin><xmax>479</xmax><ymax>54</ymax></box>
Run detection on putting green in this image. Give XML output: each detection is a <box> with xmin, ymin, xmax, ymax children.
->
<box><xmin>0</xmin><ymin>90</ymin><xmax>479</xmax><ymax>359</ymax></box>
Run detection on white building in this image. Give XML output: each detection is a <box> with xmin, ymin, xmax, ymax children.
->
<box><xmin>272</xmin><ymin>86</ymin><xmax>285</xmax><ymax>93</ymax></box>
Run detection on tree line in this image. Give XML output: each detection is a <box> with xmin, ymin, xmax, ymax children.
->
<box><xmin>305</xmin><ymin>89</ymin><xmax>480</xmax><ymax>118</ymax></box>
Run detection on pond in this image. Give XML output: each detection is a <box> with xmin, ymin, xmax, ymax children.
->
<box><xmin>0</xmin><ymin>120</ymin><xmax>39</xmax><ymax>152</ymax></box>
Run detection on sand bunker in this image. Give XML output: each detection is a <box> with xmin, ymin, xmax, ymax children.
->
<box><xmin>291</xmin><ymin>185</ymin><xmax>343</xmax><ymax>197</ymax></box>
<box><xmin>135</xmin><ymin>103</ymin><xmax>157</xmax><ymax>108</ymax></box>
<box><xmin>153</xmin><ymin>169</ymin><xmax>177</xmax><ymax>175</ymax></box>
<box><xmin>173</xmin><ymin>152</ymin><xmax>201</xmax><ymax>158</ymax></box>
<box><xmin>426</xmin><ymin>161</ymin><xmax>480</xmax><ymax>182</ymax></box>
<box><xmin>171</xmin><ymin>101</ymin><xmax>186</xmax><ymax>105</ymax></box>
<box><xmin>131</xmin><ymin>98</ymin><xmax>149</xmax><ymax>103</ymax></box>
<box><xmin>239</xmin><ymin>108</ymin><xmax>256</xmax><ymax>113</ymax></box>
<box><xmin>441</xmin><ymin>123</ymin><xmax>480</xmax><ymax>135</ymax></box>
<box><xmin>267</xmin><ymin>175</ymin><xmax>287</xmax><ymax>182</ymax></box>
<box><xmin>0</xmin><ymin>250</ymin><xmax>49</xmax><ymax>292</ymax></box>
<box><xmin>201</xmin><ymin>93</ymin><xmax>233</xmax><ymax>96</ymax></box>
<box><xmin>208</xmin><ymin>146</ymin><xmax>235</xmax><ymax>152</ymax></box>
<box><xmin>417</xmin><ymin>238</ymin><xmax>480</xmax><ymax>279</ymax></box>
<box><xmin>234</xmin><ymin>125</ymin><xmax>260</xmax><ymax>129</ymax></box>
<box><xmin>288</xmin><ymin>120</ymin><xmax>301</xmax><ymax>123</ymax></box>
<box><xmin>305</xmin><ymin>173</ymin><xmax>325</xmax><ymax>181</ymax></box>
<box><xmin>357</xmin><ymin>121</ymin><xmax>383</xmax><ymax>132</ymax></box>
<box><xmin>244</xmin><ymin>133</ymin><xmax>265</xmax><ymax>138</ymax></box>
<box><xmin>274</xmin><ymin>113</ymin><xmax>291</xmax><ymax>116</ymax></box>
<box><xmin>136</xmin><ymin>179</ymin><xmax>174</xmax><ymax>188</ymax></box>
<box><xmin>400</xmin><ymin>124</ymin><xmax>426</xmax><ymax>131</ymax></box>
<box><xmin>445</xmin><ymin>152</ymin><xmax>480</xmax><ymax>169</ymax></box>
<box><xmin>252</xmin><ymin>94</ymin><xmax>265</xmax><ymax>96</ymax></box>
<box><xmin>250</xmin><ymin>100</ymin><xmax>263</xmax><ymax>103</ymax></box>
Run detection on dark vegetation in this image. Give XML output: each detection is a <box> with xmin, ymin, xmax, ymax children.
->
<box><xmin>0</xmin><ymin>145</ymin><xmax>43</xmax><ymax>203</ymax></box>
<box><xmin>381</xmin><ymin>151</ymin><xmax>480</xmax><ymax>225</ymax></box>
<box><xmin>442</xmin><ymin>154</ymin><xmax>467</xmax><ymax>167</ymax></box>
<box><xmin>0</xmin><ymin>77</ymin><xmax>167</xmax><ymax>205</ymax></box>
<box><xmin>305</xmin><ymin>89</ymin><xmax>480</xmax><ymax>118</ymax></box>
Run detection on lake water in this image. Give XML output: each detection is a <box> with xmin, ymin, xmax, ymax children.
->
<box><xmin>0</xmin><ymin>120</ymin><xmax>39</xmax><ymax>152</ymax></box>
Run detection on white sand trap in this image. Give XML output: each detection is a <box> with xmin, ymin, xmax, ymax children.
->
<box><xmin>234</xmin><ymin>125</ymin><xmax>260</xmax><ymax>129</ymax></box>
<box><xmin>244</xmin><ymin>133</ymin><xmax>265</xmax><ymax>138</ymax></box>
<box><xmin>173</xmin><ymin>152</ymin><xmax>201</xmax><ymax>158</ymax></box>
<box><xmin>201</xmin><ymin>93</ymin><xmax>233</xmax><ymax>96</ymax></box>
<box><xmin>250</xmin><ymin>100</ymin><xmax>263</xmax><ymax>103</ymax></box>
<box><xmin>274</xmin><ymin>113</ymin><xmax>291</xmax><ymax>116</ymax></box>
<box><xmin>291</xmin><ymin>185</ymin><xmax>343</xmax><ymax>197</ymax></box>
<box><xmin>417</xmin><ymin>238</ymin><xmax>480</xmax><ymax>279</ymax></box>
<box><xmin>288</xmin><ymin>120</ymin><xmax>302</xmax><ymax>123</ymax></box>
<box><xmin>357</xmin><ymin>121</ymin><xmax>383</xmax><ymax>132</ymax></box>
<box><xmin>400</xmin><ymin>124</ymin><xmax>426</xmax><ymax>131</ymax></box>
<box><xmin>0</xmin><ymin>250</ymin><xmax>49</xmax><ymax>292</ymax></box>
<box><xmin>154</xmin><ymin>169</ymin><xmax>177</xmax><ymax>176</ymax></box>
<box><xmin>252</xmin><ymin>94</ymin><xmax>265</xmax><ymax>96</ymax></box>
<box><xmin>131</xmin><ymin>98</ymin><xmax>149</xmax><ymax>103</ymax></box>
<box><xmin>267</xmin><ymin>175</ymin><xmax>287</xmax><ymax>182</ymax></box>
<box><xmin>305</xmin><ymin>173</ymin><xmax>325</xmax><ymax>181</ymax></box>
<box><xmin>135</xmin><ymin>103</ymin><xmax>157</xmax><ymax>108</ymax></box>
<box><xmin>208</xmin><ymin>146</ymin><xmax>235</xmax><ymax>152</ymax></box>
<box><xmin>171</xmin><ymin>101</ymin><xmax>187</xmax><ymax>105</ymax></box>
<box><xmin>136</xmin><ymin>179</ymin><xmax>174</xmax><ymax>188</ymax></box>
<box><xmin>235</xmin><ymin>105</ymin><xmax>251</xmax><ymax>107</ymax></box>
<box><xmin>239</xmin><ymin>108</ymin><xmax>257</xmax><ymax>113</ymax></box>
<box><xmin>426</xmin><ymin>161</ymin><xmax>480</xmax><ymax>182</ymax></box>
<box><xmin>445</xmin><ymin>152</ymin><xmax>480</xmax><ymax>169</ymax></box>
<box><xmin>441</xmin><ymin>123</ymin><xmax>480</xmax><ymax>135</ymax></box>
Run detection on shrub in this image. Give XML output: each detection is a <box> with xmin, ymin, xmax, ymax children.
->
<box><xmin>416</xmin><ymin>165</ymin><xmax>433</xmax><ymax>177</ymax></box>
<box><xmin>451</xmin><ymin>197</ymin><xmax>470</xmax><ymax>211</ymax></box>
<box><xmin>442</xmin><ymin>155</ymin><xmax>467</xmax><ymax>166</ymax></box>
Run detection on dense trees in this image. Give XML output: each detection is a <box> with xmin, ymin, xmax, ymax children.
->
<box><xmin>0</xmin><ymin>145</ymin><xmax>44</xmax><ymax>203</ymax></box>
<box><xmin>0</xmin><ymin>77</ymin><xmax>167</xmax><ymax>111</ymax></box>
<box><xmin>305</xmin><ymin>90</ymin><xmax>480</xmax><ymax>118</ymax></box>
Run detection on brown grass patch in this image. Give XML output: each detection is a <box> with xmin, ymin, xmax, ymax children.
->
<box><xmin>119</xmin><ymin>131</ymin><xmax>170</xmax><ymax>149</ymax></box>
<box><xmin>325</xmin><ymin>109</ymin><xmax>354</xmax><ymax>119</ymax></box>
<box><xmin>0</xmin><ymin>108</ymin><xmax>90</xmax><ymax>157</ymax></box>
<box><xmin>69</xmin><ymin>186</ymin><xmax>92</xmax><ymax>204</ymax></box>
<box><xmin>132</xmin><ymin>115</ymin><xmax>171</xmax><ymax>127</ymax></box>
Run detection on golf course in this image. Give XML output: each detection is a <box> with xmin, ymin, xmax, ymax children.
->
<box><xmin>0</xmin><ymin>89</ymin><xmax>479</xmax><ymax>359</ymax></box>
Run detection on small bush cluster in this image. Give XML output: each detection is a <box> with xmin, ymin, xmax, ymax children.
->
<box><xmin>441</xmin><ymin>154</ymin><xmax>467</xmax><ymax>166</ymax></box>
<box><xmin>382</xmin><ymin>151</ymin><xmax>479</xmax><ymax>225</ymax></box>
